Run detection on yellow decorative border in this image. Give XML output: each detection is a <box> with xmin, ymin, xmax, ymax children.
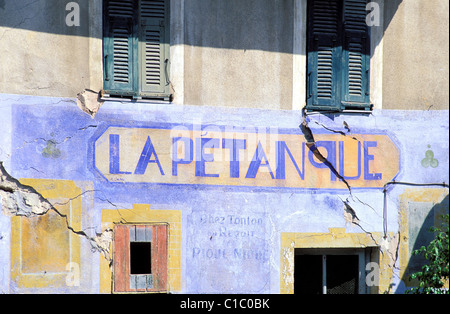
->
<box><xmin>10</xmin><ymin>179</ymin><xmax>82</xmax><ymax>288</ymax></box>
<box><xmin>280</xmin><ymin>228</ymin><xmax>393</xmax><ymax>294</ymax></box>
<box><xmin>100</xmin><ymin>204</ymin><xmax>181</xmax><ymax>293</ymax></box>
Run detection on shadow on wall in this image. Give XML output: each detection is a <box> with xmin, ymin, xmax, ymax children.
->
<box><xmin>399</xmin><ymin>194</ymin><xmax>449</xmax><ymax>293</ymax></box>
<box><xmin>0</xmin><ymin>0</ymin><xmax>402</xmax><ymax>54</ymax></box>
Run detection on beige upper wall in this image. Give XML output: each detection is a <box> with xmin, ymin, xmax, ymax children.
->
<box><xmin>183</xmin><ymin>42</ymin><xmax>294</xmax><ymax>111</ymax></box>
<box><xmin>382</xmin><ymin>0</ymin><xmax>449</xmax><ymax>110</ymax></box>
<box><xmin>0</xmin><ymin>30</ymin><xmax>91</xmax><ymax>98</ymax></box>
<box><xmin>0</xmin><ymin>0</ymin><xmax>94</xmax><ymax>98</ymax></box>
<box><xmin>0</xmin><ymin>0</ymin><xmax>448</xmax><ymax>111</ymax></box>
<box><xmin>182</xmin><ymin>0</ymin><xmax>295</xmax><ymax>110</ymax></box>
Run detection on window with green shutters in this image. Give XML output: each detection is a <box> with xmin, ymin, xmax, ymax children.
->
<box><xmin>103</xmin><ymin>0</ymin><xmax>170</xmax><ymax>100</ymax></box>
<box><xmin>307</xmin><ymin>0</ymin><xmax>371</xmax><ymax>112</ymax></box>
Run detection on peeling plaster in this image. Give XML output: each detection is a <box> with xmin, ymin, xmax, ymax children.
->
<box><xmin>0</xmin><ymin>162</ymin><xmax>112</xmax><ymax>266</ymax></box>
<box><xmin>341</xmin><ymin>197</ymin><xmax>360</xmax><ymax>226</ymax></box>
<box><xmin>299</xmin><ymin>111</ymin><xmax>406</xmax><ymax>287</ymax></box>
<box><xmin>281</xmin><ymin>241</ymin><xmax>295</xmax><ymax>289</ymax></box>
<box><xmin>76</xmin><ymin>89</ymin><xmax>104</xmax><ymax>118</ymax></box>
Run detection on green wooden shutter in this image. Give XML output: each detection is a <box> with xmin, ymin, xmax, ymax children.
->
<box><xmin>103</xmin><ymin>0</ymin><xmax>137</xmax><ymax>96</ymax></box>
<box><xmin>342</xmin><ymin>0</ymin><xmax>371</xmax><ymax>110</ymax></box>
<box><xmin>138</xmin><ymin>0</ymin><xmax>170</xmax><ymax>98</ymax></box>
<box><xmin>307</xmin><ymin>0</ymin><xmax>371</xmax><ymax>112</ymax></box>
<box><xmin>307</xmin><ymin>0</ymin><xmax>342</xmax><ymax>111</ymax></box>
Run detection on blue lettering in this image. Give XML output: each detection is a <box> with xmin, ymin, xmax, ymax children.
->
<box><xmin>245</xmin><ymin>142</ymin><xmax>275</xmax><ymax>179</ymax></box>
<box><xmin>339</xmin><ymin>141</ymin><xmax>361</xmax><ymax>180</ymax></box>
<box><xmin>222</xmin><ymin>138</ymin><xmax>247</xmax><ymax>178</ymax></box>
<box><xmin>276</xmin><ymin>141</ymin><xmax>305</xmax><ymax>180</ymax></box>
<box><xmin>195</xmin><ymin>138</ymin><xmax>220</xmax><ymax>177</ymax></box>
<box><xmin>109</xmin><ymin>134</ymin><xmax>131</xmax><ymax>174</ymax></box>
<box><xmin>172</xmin><ymin>137</ymin><xmax>193</xmax><ymax>176</ymax></box>
<box><xmin>134</xmin><ymin>136</ymin><xmax>165</xmax><ymax>175</ymax></box>
<box><xmin>308</xmin><ymin>141</ymin><xmax>337</xmax><ymax>181</ymax></box>
<box><xmin>364</xmin><ymin>141</ymin><xmax>382</xmax><ymax>180</ymax></box>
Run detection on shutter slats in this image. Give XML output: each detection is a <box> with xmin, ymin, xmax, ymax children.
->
<box><xmin>141</xmin><ymin>0</ymin><xmax>166</xmax><ymax>19</ymax></box>
<box><xmin>107</xmin><ymin>0</ymin><xmax>134</xmax><ymax>18</ymax></box>
<box><xmin>139</xmin><ymin>0</ymin><xmax>169</xmax><ymax>96</ymax></box>
<box><xmin>308</xmin><ymin>0</ymin><xmax>340</xmax><ymax>108</ymax></box>
<box><xmin>104</xmin><ymin>0</ymin><xmax>170</xmax><ymax>98</ymax></box>
<box><xmin>311</xmin><ymin>1</ymin><xmax>339</xmax><ymax>36</ymax></box>
<box><xmin>344</xmin><ymin>0</ymin><xmax>368</xmax><ymax>33</ymax></box>
<box><xmin>317</xmin><ymin>47</ymin><xmax>334</xmax><ymax>99</ymax></box>
<box><xmin>307</xmin><ymin>0</ymin><xmax>370</xmax><ymax>111</ymax></box>
<box><xmin>145</xmin><ymin>28</ymin><xmax>162</xmax><ymax>86</ymax></box>
<box><xmin>140</xmin><ymin>23</ymin><xmax>167</xmax><ymax>94</ymax></box>
<box><xmin>112</xmin><ymin>27</ymin><xmax>131</xmax><ymax>84</ymax></box>
<box><xmin>343</xmin><ymin>0</ymin><xmax>370</xmax><ymax>105</ymax></box>
<box><xmin>104</xmin><ymin>0</ymin><xmax>135</xmax><ymax>94</ymax></box>
<box><xmin>348</xmin><ymin>42</ymin><xmax>363</xmax><ymax>96</ymax></box>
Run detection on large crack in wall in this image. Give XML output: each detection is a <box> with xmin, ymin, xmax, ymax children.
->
<box><xmin>0</xmin><ymin>162</ymin><xmax>113</xmax><ymax>267</ymax></box>
<box><xmin>300</xmin><ymin>114</ymin><xmax>352</xmax><ymax>192</ymax></box>
<box><xmin>300</xmin><ymin>111</ymin><xmax>402</xmax><ymax>285</ymax></box>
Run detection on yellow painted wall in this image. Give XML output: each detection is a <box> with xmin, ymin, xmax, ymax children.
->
<box><xmin>10</xmin><ymin>179</ymin><xmax>83</xmax><ymax>288</ymax></box>
<box><xmin>101</xmin><ymin>204</ymin><xmax>181</xmax><ymax>293</ymax></box>
<box><xmin>280</xmin><ymin>228</ymin><xmax>396</xmax><ymax>294</ymax></box>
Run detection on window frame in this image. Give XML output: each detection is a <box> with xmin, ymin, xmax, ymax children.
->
<box><xmin>295</xmin><ymin>248</ymin><xmax>367</xmax><ymax>294</ymax></box>
<box><xmin>113</xmin><ymin>223</ymin><xmax>168</xmax><ymax>293</ymax></box>
<box><xmin>305</xmin><ymin>0</ymin><xmax>372</xmax><ymax>112</ymax></box>
<box><xmin>102</xmin><ymin>0</ymin><xmax>171</xmax><ymax>101</ymax></box>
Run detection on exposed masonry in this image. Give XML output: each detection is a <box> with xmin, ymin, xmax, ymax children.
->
<box><xmin>0</xmin><ymin>162</ymin><xmax>113</xmax><ymax>267</ymax></box>
<box><xmin>76</xmin><ymin>89</ymin><xmax>104</xmax><ymax>118</ymax></box>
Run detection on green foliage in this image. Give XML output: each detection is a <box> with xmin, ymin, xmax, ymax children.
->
<box><xmin>406</xmin><ymin>214</ymin><xmax>449</xmax><ymax>294</ymax></box>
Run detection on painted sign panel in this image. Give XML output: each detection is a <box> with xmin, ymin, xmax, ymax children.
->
<box><xmin>187</xmin><ymin>209</ymin><xmax>269</xmax><ymax>293</ymax></box>
<box><xmin>93</xmin><ymin>125</ymin><xmax>399</xmax><ymax>189</ymax></box>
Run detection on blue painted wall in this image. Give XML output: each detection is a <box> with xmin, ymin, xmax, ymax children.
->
<box><xmin>0</xmin><ymin>94</ymin><xmax>449</xmax><ymax>293</ymax></box>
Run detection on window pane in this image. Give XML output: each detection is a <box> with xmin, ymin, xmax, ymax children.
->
<box><xmin>294</xmin><ymin>255</ymin><xmax>323</xmax><ymax>295</ymax></box>
<box><xmin>326</xmin><ymin>255</ymin><xmax>359</xmax><ymax>294</ymax></box>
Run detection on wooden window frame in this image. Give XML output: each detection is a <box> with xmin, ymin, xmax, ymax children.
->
<box><xmin>113</xmin><ymin>223</ymin><xmax>168</xmax><ymax>293</ymax></box>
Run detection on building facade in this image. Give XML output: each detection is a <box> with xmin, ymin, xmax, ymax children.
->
<box><xmin>0</xmin><ymin>0</ymin><xmax>448</xmax><ymax>294</ymax></box>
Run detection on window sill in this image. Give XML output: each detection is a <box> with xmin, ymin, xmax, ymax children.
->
<box><xmin>100</xmin><ymin>94</ymin><xmax>173</xmax><ymax>105</ymax></box>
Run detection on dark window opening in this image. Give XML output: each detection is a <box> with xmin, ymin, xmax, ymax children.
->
<box><xmin>326</xmin><ymin>255</ymin><xmax>359</xmax><ymax>294</ymax></box>
<box><xmin>294</xmin><ymin>255</ymin><xmax>323</xmax><ymax>295</ymax></box>
<box><xmin>294</xmin><ymin>251</ymin><xmax>362</xmax><ymax>294</ymax></box>
<box><xmin>130</xmin><ymin>242</ymin><xmax>152</xmax><ymax>275</ymax></box>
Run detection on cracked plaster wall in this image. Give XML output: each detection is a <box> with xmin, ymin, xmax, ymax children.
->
<box><xmin>0</xmin><ymin>0</ymin><xmax>448</xmax><ymax>294</ymax></box>
<box><xmin>0</xmin><ymin>162</ymin><xmax>113</xmax><ymax>293</ymax></box>
<box><xmin>0</xmin><ymin>94</ymin><xmax>448</xmax><ymax>293</ymax></box>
